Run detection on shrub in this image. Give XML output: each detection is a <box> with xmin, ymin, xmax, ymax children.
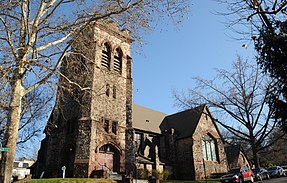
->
<box><xmin>136</xmin><ymin>168</ymin><xmax>151</xmax><ymax>179</ymax></box>
<box><xmin>152</xmin><ymin>169</ymin><xmax>172</xmax><ymax>180</ymax></box>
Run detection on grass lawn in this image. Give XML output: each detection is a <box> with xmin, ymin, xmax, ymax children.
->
<box><xmin>26</xmin><ymin>179</ymin><xmax>220</xmax><ymax>183</ymax></box>
<box><xmin>27</xmin><ymin>178</ymin><xmax>116</xmax><ymax>183</ymax></box>
<box><xmin>161</xmin><ymin>179</ymin><xmax>220</xmax><ymax>183</ymax></box>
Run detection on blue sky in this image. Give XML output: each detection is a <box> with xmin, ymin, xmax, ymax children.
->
<box><xmin>133</xmin><ymin>0</ymin><xmax>256</xmax><ymax>114</ymax></box>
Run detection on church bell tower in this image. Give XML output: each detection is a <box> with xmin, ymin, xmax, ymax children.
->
<box><xmin>35</xmin><ymin>20</ymin><xmax>135</xmax><ymax>178</ymax></box>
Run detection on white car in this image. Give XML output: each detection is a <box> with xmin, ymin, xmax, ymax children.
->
<box><xmin>281</xmin><ymin>165</ymin><xmax>287</xmax><ymax>175</ymax></box>
<box><xmin>267</xmin><ymin>166</ymin><xmax>285</xmax><ymax>177</ymax></box>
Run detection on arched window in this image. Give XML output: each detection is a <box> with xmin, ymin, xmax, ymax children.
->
<box><xmin>114</xmin><ymin>48</ymin><xmax>122</xmax><ymax>73</ymax></box>
<box><xmin>202</xmin><ymin>135</ymin><xmax>218</xmax><ymax>161</ymax></box>
<box><xmin>102</xmin><ymin>43</ymin><xmax>111</xmax><ymax>69</ymax></box>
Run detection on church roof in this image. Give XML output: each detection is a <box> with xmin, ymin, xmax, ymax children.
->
<box><xmin>132</xmin><ymin>104</ymin><xmax>167</xmax><ymax>134</ymax></box>
<box><xmin>132</xmin><ymin>104</ymin><xmax>213</xmax><ymax>139</ymax></box>
<box><xmin>159</xmin><ymin>105</ymin><xmax>206</xmax><ymax>139</ymax></box>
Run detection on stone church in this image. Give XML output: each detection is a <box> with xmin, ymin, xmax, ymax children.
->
<box><xmin>33</xmin><ymin>20</ymin><xmax>229</xmax><ymax>180</ymax></box>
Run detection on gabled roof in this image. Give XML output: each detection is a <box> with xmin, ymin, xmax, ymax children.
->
<box><xmin>132</xmin><ymin>104</ymin><xmax>167</xmax><ymax>134</ymax></box>
<box><xmin>225</xmin><ymin>144</ymin><xmax>241</xmax><ymax>167</ymax></box>
<box><xmin>225</xmin><ymin>144</ymin><xmax>250</xmax><ymax>169</ymax></box>
<box><xmin>159</xmin><ymin>105</ymin><xmax>206</xmax><ymax>139</ymax></box>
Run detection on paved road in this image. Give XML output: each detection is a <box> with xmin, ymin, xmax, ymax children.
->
<box><xmin>257</xmin><ymin>177</ymin><xmax>287</xmax><ymax>183</ymax></box>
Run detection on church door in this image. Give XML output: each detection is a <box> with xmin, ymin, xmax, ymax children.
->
<box><xmin>98</xmin><ymin>144</ymin><xmax>120</xmax><ymax>173</ymax></box>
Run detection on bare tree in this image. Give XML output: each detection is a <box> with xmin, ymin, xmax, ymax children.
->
<box><xmin>0</xmin><ymin>0</ymin><xmax>190</xmax><ymax>182</ymax></box>
<box><xmin>173</xmin><ymin>56</ymin><xmax>282</xmax><ymax>168</ymax></box>
<box><xmin>215</xmin><ymin>0</ymin><xmax>287</xmax><ymax>132</ymax></box>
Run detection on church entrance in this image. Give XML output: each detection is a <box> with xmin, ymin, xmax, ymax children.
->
<box><xmin>97</xmin><ymin>144</ymin><xmax>120</xmax><ymax>173</ymax></box>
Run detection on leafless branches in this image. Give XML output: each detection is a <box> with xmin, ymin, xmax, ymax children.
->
<box><xmin>173</xmin><ymin>55</ymin><xmax>279</xmax><ymax>167</ymax></box>
<box><xmin>214</xmin><ymin>0</ymin><xmax>287</xmax><ymax>41</ymax></box>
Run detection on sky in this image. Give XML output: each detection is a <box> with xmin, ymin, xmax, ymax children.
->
<box><xmin>132</xmin><ymin>0</ymin><xmax>256</xmax><ymax>115</ymax></box>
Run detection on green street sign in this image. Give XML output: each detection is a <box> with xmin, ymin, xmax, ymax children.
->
<box><xmin>0</xmin><ymin>147</ymin><xmax>8</xmax><ymax>152</ymax></box>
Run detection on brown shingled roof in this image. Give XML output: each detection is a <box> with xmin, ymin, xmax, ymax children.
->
<box><xmin>132</xmin><ymin>104</ymin><xmax>167</xmax><ymax>134</ymax></box>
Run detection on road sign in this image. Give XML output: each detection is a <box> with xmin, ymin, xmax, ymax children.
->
<box><xmin>0</xmin><ymin>147</ymin><xmax>8</xmax><ymax>152</ymax></box>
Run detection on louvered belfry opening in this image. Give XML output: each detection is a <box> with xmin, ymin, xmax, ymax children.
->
<box><xmin>114</xmin><ymin>48</ymin><xmax>122</xmax><ymax>73</ymax></box>
<box><xmin>101</xmin><ymin>43</ymin><xmax>111</xmax><ymax>69</ymax></box>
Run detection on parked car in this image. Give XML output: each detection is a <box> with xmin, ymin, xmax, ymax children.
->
<box><xmin>252</xmin><ymin>168</ymin><xmax>270</xmax><ymax>181</ymax></box>
<box><xmin>267</xmin><ymin>166</ymin><xmax>285</xmax><ymax>177</ymax></box>
<box><xmin>281</xmin><ymin>165</ymin><xmax>287</xmax><ymax>175</ymax></box>
<box><xmin>220</xmin><ymin>166</ymin><xmax>254</xmax><ymax>183</ymax></box>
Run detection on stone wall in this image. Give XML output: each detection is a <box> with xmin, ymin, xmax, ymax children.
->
<box><xmin>173</xmin><ymin>138</ymin><xmax>195</xmax><ymax>180</ymax></box>
<box><xmin>192</xmin><ymin>108</ymin><xmax>227</xmax><ymax>179</ymax></box>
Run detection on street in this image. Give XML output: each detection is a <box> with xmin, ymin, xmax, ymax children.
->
<box><xmin>257</xmin><ymin>177</ymin><xmax>287</xmax><ymax>183</ymax></box>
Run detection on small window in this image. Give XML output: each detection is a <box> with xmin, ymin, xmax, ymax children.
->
<box><xmin>104</xmin><ymin>119</ymin><xmax>109</xmax><ymax>133</ymax></box>
<box><xmin>106</xmin><ymin>84</ymin><xmax>110</xmax><ymax>96</ymax></box>
<box><xmin>112</xmin><ymin>121</ymin><xmax>118</xmax><ymax>134</ymax></box>
<box><xmin>113</xmin><ymin>85</ymin><xmax>116</xmax><ymax>99</ymax></box>
<box><xmin>102</xmin><ymin>43</ymin><xmax>111</xmax><ymax>69</ymax></box>
<box><xmin>114</xmin><ymin>48</ymin><xmax>122</xmax><ymax>73</ymax></box>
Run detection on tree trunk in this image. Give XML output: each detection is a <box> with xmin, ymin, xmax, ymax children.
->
<box><xmin>0</xmin><ymin>79</ymin><xmax>23</xmax><ymax>183</ymax></box>
<box><xmin>252</xmin><ymin>149</ymin><xmax>260</xmax><ymax>168</ymax></box>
